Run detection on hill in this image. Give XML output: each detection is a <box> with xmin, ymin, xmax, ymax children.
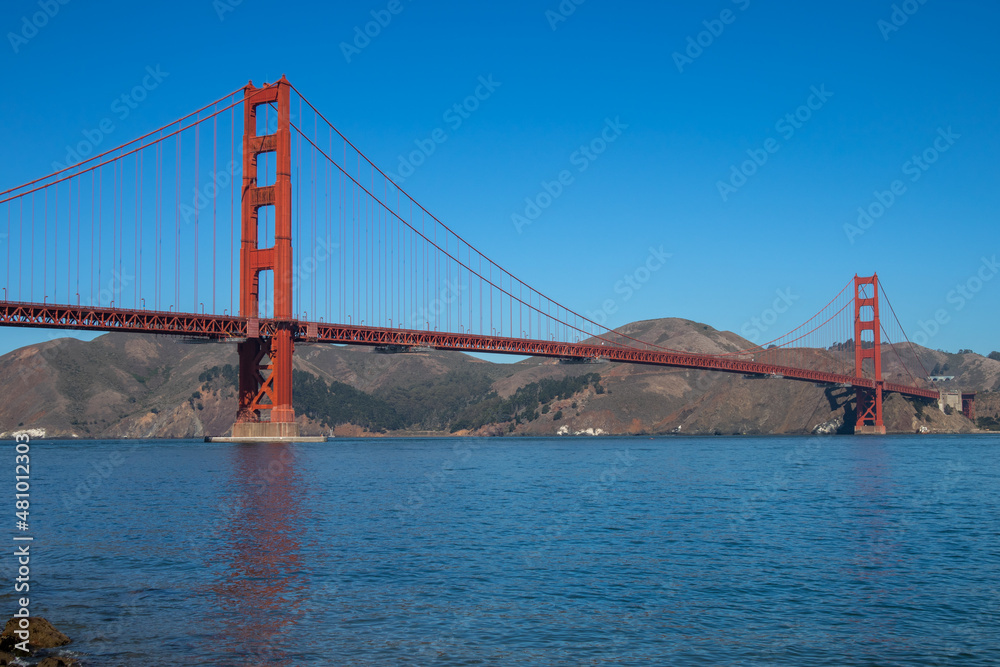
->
<box><xmin>1</xmin><ymin>318</ymin><xmax>995</xmax><ymax>439</ymax></box>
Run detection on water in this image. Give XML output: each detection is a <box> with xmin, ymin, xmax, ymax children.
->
<box><xmin>8</xmin><ymin>435</ymin><xmax>1000</xmax><ymax>665</ymax></box>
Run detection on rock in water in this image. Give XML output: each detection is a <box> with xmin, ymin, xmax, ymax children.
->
<box><xmin>37</xmin><ymin>657</ymin><xmax>81</xmax><ymax>667</ymax></box>
<box><xmin>812</xmin><ymin>416</ymin><xmax>843</xmax><ymax>435</ymax></box>
<box><xmin>0</xmin><ymin>616</ymin><xmax>71</xmax><ymax>652</ymax></box>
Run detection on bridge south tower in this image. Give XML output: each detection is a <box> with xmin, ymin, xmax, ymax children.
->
<box><xmin>231</xmin><ymin>77</ymin><xmax>299</xmax><ymax>440</ymax></box>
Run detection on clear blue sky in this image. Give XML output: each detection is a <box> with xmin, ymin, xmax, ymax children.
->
<box><xmin>1</xmin><ymin>0</ymin><xmax>998</xmax><ymax>357</ymax></box>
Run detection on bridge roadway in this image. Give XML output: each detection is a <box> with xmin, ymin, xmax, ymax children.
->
<box><xmin>0</xmin><ymin>300</ymin><xmax>940</xmax><ymax>401</ymax></box>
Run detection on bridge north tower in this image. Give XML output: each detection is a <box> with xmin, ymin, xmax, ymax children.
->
<box><xmin>854</xmin><ymin>274</ymin><xmax>885</xmax><ymax>435</ymax></box>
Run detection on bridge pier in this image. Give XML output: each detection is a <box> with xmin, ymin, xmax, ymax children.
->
<box><xmin>854</xmin><ymin>385</ymin><xmax>886</xmax><ymax>435</ymax></box>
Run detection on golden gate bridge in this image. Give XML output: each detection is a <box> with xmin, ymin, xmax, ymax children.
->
<box><xmin>0</xmin><ymin>77</ymin><xmax>952</xmax><ymax>439</ymax></box>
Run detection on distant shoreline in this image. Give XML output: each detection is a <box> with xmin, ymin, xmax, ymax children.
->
<box><xmin>10</xmin><ymin>430</ymin><xmax>997</xmax><ymax>442</ymax></box>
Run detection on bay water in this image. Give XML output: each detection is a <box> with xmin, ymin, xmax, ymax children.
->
<box><xmin>7</xmin><ymin>435</ymin><xmax>999</xmax><ymax>665</ymax></box>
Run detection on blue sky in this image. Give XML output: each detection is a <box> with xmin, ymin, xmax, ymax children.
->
<box><xmin>1</xmin><ymin>0</ymin><xmax>998</xmax><ymax>357</ymax></box>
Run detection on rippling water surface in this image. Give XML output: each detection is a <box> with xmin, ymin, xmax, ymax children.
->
<box><xmin>11</xmin><ymin>435</ymin><xmax>1000</xmax><ymax>665</ymax></box>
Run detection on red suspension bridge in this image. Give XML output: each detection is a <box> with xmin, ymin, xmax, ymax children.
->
<box><xmin>0</xmin><ymin>77</ymin><xmax>952</xmax><ymax>438</ymax></box>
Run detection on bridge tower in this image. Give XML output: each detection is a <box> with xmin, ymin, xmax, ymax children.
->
<box><xmin>230</xmin><ymin>77</ymin><xmax>299</xmax><ymax>440</ymax></box>
<box><xmin>854</xmin><ymin>274</ymin><xmax>885</xmax><ymax>434</ymax></box>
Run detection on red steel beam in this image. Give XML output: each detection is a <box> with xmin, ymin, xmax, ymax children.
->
<box><xmin>0</xmin><ymin>300</ymin><xmax>940</xmax><ymax>402</ymax></box>
<box><xmin>0</xmin><ymin>301</ymin><xmax>245</xmax><ymax>337</ymax></box>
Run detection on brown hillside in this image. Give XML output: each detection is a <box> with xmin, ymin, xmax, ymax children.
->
<box><xmin>0</xmin><ymin>318</ymin><xmax>987</xmax><ymax>438</ymax></box>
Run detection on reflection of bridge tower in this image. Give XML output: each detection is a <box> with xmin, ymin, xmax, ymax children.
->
<box><xmin>232</xmin><ymin>77</ymin><xmax>299</xmax><ymax>440</ymax></box>
<box><xmin>854</xmin><ymin>274</ymin><xmax>885</xmax><ymax>434</ymax></box>
<box><xmin>209</xmin><ymin>444</ymin><xmax>309</xmax><ymax>660</ymax></box>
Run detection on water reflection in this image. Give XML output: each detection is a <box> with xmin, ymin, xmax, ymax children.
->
<box><xmin>210</xmin><ymin>443</ymin><xmax>310</xmax><ymax>663</ymax></box>
<box><xmin>850</xmin><ymin>438</ymin><xmax>896</xmax><ymax>564</ymax></box>
<box><xmin>845</xmin><ymin>439</ymin><xmax>903</xmax><ymax>653</ymax></box>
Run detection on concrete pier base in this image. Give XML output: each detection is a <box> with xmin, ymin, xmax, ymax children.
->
<box><xmin>206</xmin><ymin>421</ymin><xmax>326</xmax><ymax>443</ymax></box>
<box><xmin>854</xmin><ymin>425</ymin><xmax>887</xmax><ymax>435</ymax></box>
<box><xmin>231</xmin><ymin>421</ymin><xmax>300</xmax><ymax>439</ymax></box>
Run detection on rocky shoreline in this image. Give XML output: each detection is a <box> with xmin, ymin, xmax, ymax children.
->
<box><xmin>0</xmin><ymin>617</ymin><xmax>78</xmax><ymax>666</ymax></box>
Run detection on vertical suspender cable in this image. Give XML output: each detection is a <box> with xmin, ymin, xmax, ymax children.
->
<box><xmin>67</xmin><ymin>178</ymin><xmax>71</xmax><ymax>302</ymax></box>
<box><xmin>231</xmin><ymin>103</ymin><xmax>235</xmax><ymax>316</ymax></box>
<box><xmin>194</xmin><ymin>123</ymin><xmax>199</xmax><ymax>311</ymax></box>
<box><xmin>43</xmin><ymin>189</ymin><xmax>47</xmax><ymax>301</ymax></box>
<box><xmin>176</xmin><ymin>132</ymin><xmax>181</xmax><ymax>308</ymax></box>
<box><xmin>136</xmin><ymin>152</ymin><xmax>141</xmax><ymax>307</ymax></box>
<box><xmin>76</xmin><ymin>177</ymin><xmax>80</xmax><ymax>299</ymax></box>
<box><xmin>213</xmin><ymin>113</ymin><xmax>217</xmax><ymax>315</ymax></box>
<box><xmin>112</xmin><ymin>163</ymin><xmax>117</xmax><ymax>305</ymax></box>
